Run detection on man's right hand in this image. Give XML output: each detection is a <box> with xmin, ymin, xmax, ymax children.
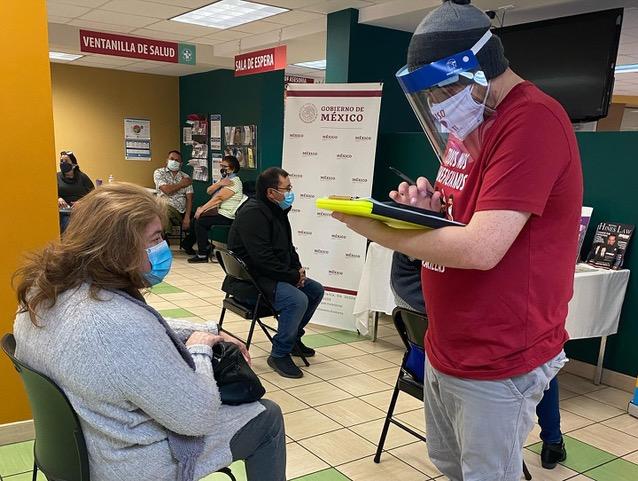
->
<box><xmin>297</xmin><ymin>268</ymin><xmax>306</xmax><ymax>288</ymax></box>
<box><xmin>186</xmin><ymin>332</ymin><xmax>222</xmax><ymax>348</ymax></box>
<box><xmin>58</xmin><ymin>198</ymin><xmax>70</xmax><ymax>209</ymax></box>
<box><xmin>180</xmin><ymin>177</ymin><xmax>193</xmax><ymax>188</ymax></box>
<box><xmin>389</xmin><ymin>177</ymin><xmax>444</xmax><ymax>212</ymax></box>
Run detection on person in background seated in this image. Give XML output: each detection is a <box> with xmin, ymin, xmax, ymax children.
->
<box><xmin>13</xmin><ymin>183</ymin><xmax>286</xmax><ymax>481</ymax></box>
<box><xmin>390</xmin><ymin>251</ymin><xmax>567</xmax><ymax>469</ymax></box>
<box><xmin>57</xmin><ymin>150</ymin><xmax>94</xmax><ymax>232</ymax></box>
<box><xmin>536</xmin><ymin>378</ymin><xmax>567</xmax><ymax>469</ymax></box>
<box><xmin>153</xmin><ymin>150</ymin><xmax>195</xmax><ymax>248</ymax></box>
<box><xmin>223</xmin><ymin>167</ymin><xmax>324</xmax><ymax>379</ymax></box>
<box><xmin>390</xmin><ymin>252</ymin><xmax>426</xmax><ymax>313</ymax></box>
<box><xmin>187</xmin><ymin>156</ymin><xmax>244</xmax><ymax>263</ymax></box>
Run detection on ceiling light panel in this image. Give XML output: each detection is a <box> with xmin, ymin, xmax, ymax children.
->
<box><xmin>294</xmin><ymin>59</ymin><xmax>326</xmax><ymax>70</ymax></box>
<box><xmin>171</xmin><ymin>0</ymin><xmax>288</xmax><ymax>30</ymax></box>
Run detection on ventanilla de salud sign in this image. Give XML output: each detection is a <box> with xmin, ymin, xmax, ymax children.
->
<box><xmin>80</xmin><ymin>30</ymin><xmax>196</xmax><ymax>65</ymax></box>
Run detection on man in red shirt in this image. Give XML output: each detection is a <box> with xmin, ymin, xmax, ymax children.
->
<box><xmin>333</xmin><ymin>1</ymin><xmax>583</xmax><ymax>480</ymax></box>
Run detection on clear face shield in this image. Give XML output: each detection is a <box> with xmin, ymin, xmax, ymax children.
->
<box><xmin>396</xmin><ymin>30</ymin><xmax>494</xmax><ymax>163</ymax></box>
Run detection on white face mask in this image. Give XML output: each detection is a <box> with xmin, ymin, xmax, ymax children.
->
<box><xmin>429</xmin><ymin>84</ymin><xmax>489</xmax><ymax>141</ymax></box>
<box><xmin>167</xmin><ymin>159</ymin><xmax>181</xmax><ymax>171</ymax></box>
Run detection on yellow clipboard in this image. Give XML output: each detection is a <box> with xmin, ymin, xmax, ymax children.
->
<box><xmin>315</xmin><ymin>197</ymin><xmax>427</xmax><ymax>230</ymax></box>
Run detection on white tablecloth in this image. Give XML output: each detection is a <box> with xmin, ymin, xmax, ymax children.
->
<box><xmin>353</xmin><ymin>243</ymin><xmax>396</xmax><ymax>334</ymax></box>
<box><xmin>353</xmin><ymin>243</ymin><xmax>631</xmax><ymax>340</ymax></box>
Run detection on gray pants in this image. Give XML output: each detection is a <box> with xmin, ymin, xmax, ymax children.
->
<box><xmin>424</xmin><ymin>352</ymin><xmax>566</xmax><ymax>481</ymax></box>
<box><xmin>230</xmin><ymin>399</ymin><xmax>286</xmax><ymax>481</ymax></box>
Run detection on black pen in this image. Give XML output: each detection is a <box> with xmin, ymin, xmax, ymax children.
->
<box><xmin>389</xmin><ymin>166</ymin><xmax>416</xmax><ymax>185</ymax></box>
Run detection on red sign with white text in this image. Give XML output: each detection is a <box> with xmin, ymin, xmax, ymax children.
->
<box><xmin>235</xmin><ymin>46</ymin><xmax>287</xmax><ymax>77</ymax></box>
<box><xmin>80</xmin><ymin>30</ymin><xmax>189</xmax><ymax>63</ymax></box>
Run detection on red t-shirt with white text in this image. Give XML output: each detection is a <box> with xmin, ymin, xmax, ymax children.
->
<box><xmin>422</xmin><ymin>81</ymin><xmax>583</xmax><ymax>380</ymax></box>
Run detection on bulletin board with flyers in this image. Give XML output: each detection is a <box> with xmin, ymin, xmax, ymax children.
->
<box><xmin>224</xmin><ymin>125</ymin><xmax>257</xmax><ymax>170</ymax></box>
<box><xmin>183</xmin><ymin>114</ymin><xmax>209</xmax><ymax>182</ymax></box>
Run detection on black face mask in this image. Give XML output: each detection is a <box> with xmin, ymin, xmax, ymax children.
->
<box><xmin>60</xmin><ymin>162</ymin><xmax>74</xmax><ymax>174</ymax></box>
<box><xmin>220</xmin><ymin>168</ymin><xmax>228</xmax><ymax>177</ymax></box>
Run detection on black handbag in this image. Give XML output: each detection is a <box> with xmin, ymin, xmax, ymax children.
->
<box><xmin>211</xmin><ymin>342</ymin><xmax>265</xmax><ymax>405</ymax></box>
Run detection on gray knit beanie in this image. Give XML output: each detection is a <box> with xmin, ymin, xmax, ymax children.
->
<box><xmin>407</xmin><ymin>0</ymin><xmax>509</xmax><ymax>79</ymax></box>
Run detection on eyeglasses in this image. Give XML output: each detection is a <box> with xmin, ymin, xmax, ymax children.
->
<box><xmin>274</xmin><ymin>185</ymin><xmax>293</xmax><ymax>193</ymax></box>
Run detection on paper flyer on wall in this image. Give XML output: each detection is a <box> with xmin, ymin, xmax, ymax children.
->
<box><xmin>210</xmin><ymin>114</ymin><xmax>222</xmax><ymax>151</ymax></box>
<box><xmin>124</xmin><ymin>118</ymin><xmax>151</xmax><ymax>160</ymax></box>
<box><xmin>183</xmin><ymin>127</ymin><xmax>193</xmax><ymax>145</ymax></box>
<box><xmin>282</xmin><ymin>83</ymin><xmax>383</xmax><ymax>331</ymax></box>
<box><xmin>192</xmin><ymin>142</ymin><xmax>208</xmax><ymax>159</ymax></box>
<box><xmin>224</xmin><ymin>125</ymin><xmax>257</xmax><ymax>169</ymax></box>
<box><xmin>188</xmin><ymin>158</ymin><xmax>209</xmax><ymax>182</ymax></box>
<box><xmin>211</xmin><ymin>153</ymin><xmax>222</xmax><ymax>180</ymax></box>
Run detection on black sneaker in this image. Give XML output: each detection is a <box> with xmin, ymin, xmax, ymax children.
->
<box><xmin>180</xmin><ymin>242</ymin><xmax>196</xmax><ymax>256</ymax></box>
<box><xmin>267</xmin><ymin>355</ymin><xmax>303</xmax><ymax>378</ymax></box>
<box><xmin>291</xmin><ymin>340</ymin><xmax>315</xmax><ymax>357</ymax></box>
<box><xmin>187</xmin><ymin>255</ymin><xmax>208</xmax><ymax>264</ymax></box>
<box><xmin>541</xmin><ymin>440</ymin><xmax>567</xmax><ymax>469</ymax></box>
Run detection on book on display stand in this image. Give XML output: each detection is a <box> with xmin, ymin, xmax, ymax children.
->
<box><xmin>316</xmin><ymin>196</ymin><xmax>464</xmax><ymax>229</ymax></box>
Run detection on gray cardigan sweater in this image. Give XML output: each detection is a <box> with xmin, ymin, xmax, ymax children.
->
<box><xmin>13</xmin><ymin>283</ymin><xmax>264</xmax><ymax>481</ymax></box>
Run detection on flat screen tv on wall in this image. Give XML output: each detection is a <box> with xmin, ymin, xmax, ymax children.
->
<box><xmin>497</xmin><ymin>8</ymin><xmax>623</xmax><ymax>122</ymax></box>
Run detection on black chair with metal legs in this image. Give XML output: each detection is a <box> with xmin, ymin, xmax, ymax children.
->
<box><xmin>372</xmin><ymin>309</ymin><xmax>532</xmax><ymax>480</ymax></box>
<box><xmin>1</xmin><ymin>333</ymin><xmax>237</xmax><ymax>481</ymax></box>
<box><xmin>374</xmin><ymin>307</ymin><xmax>428</xmax><ymax>464</ymax></box>
<box><xmin>215</xmin><ymin>248</ymin><xmax>310</xmax><ymax>367</ymax></box>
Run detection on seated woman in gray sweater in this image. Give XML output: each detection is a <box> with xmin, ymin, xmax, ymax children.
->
<box><xmin>13</xmin><ymin>183</ymin><xmax>285</xmax><ymax>481</ymax></box>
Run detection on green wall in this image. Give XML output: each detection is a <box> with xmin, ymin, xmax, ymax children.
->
<box><xmin>179</xmin><ymin>69</ymin><xmax>285</xmax><ymax>207</ymax></box>
<box><xmin>326</xmin><ymin>9</ymin><xmax>420</xmax><ymax>135</ymax></box>
<box><xmin>374</xmin><ymin>131</ymin><xmax>638</xmax><ymax>377</ymax></box>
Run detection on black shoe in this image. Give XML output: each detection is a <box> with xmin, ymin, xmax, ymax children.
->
<box><xmin>180</xmin><ymin>243</ymin><xmax>196</xmax><ymax>256</ymax></box>
<box><xmin>267</xmin><ymin>355</ymin><xmax>303</xmax><ymax>378</ymax></box>
<box><xmin>291</xmin><ymin>340</ymin><xmax>315</xmax><ymax>358</ymax></box>
<box><xmin>187</xmin><ymin>255</ymin><xmax>208</xmax><ymax>264</ymax></box>
<box><xmin>541</xmin><ymin>440</ymin><xmax>567</xmax><ymax>469</ymax></box>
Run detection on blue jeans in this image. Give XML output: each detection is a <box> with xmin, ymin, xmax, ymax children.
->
<box><xmin>59</xmin><ymin>211</ymin><xmax>71</xmax><ymax>233</ymax></box>
<box><xmin>271</xmin><ymin>278</ymin><xmax>324</xmax><ymax>357</ymax></box>
<box><xmin>536</xmin><ymin>376</ymin><xmax>563</xmax><ymax>444</ymax></box>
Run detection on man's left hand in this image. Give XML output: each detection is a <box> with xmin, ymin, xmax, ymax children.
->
<box><xmin>331</xmin><ymin>213</ymin><xmax>387</xmax><ymax>240</ymax></box>
<box><xmin>182</xmin><ymin>216</ymin><xmax>191</xmax><ymax>230</ymax></box>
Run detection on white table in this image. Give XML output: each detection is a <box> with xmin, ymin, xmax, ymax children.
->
<box><xmin>353</xmin><ymin>243</ymin><xmax>631</xmax><ymax>384</ymax></box>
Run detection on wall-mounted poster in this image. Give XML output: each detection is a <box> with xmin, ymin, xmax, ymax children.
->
<box><xmin>124</xmin><ymin>118</ymin><xmax>151</xmax><ymax>160</ymax></box>
<box><xmin>210</xmin><ymin>114</ymin><xmax>222</xmax><ymax>151</ymax></box>
<box><xmin>185</xmin><ymin>114</ymin><xmax>208</xmax><ymax>182</ymax></box>
<box><xmin>224</xmin><ymin>125</ymin><xmax>257</xmax><ymax>169</ymax></box>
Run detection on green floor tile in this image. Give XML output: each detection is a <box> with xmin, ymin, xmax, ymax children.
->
<box><xmin>149</xmin><ymin>282</ymin><xmax>184</xmax><ymax>294</ymax></box>
<box><xmin>158</xmin><ymin>308</ymin><xmax>195</xmax><ymax>318</ymax></box>
<box><xmin>291</xmin><ymin>467</ymin><xmax>351</xmax><ymax>481</ymax></box>
<box><xmin>527</xmin><ymin>435</ymin><xmax>616</xmax><ymax>472</ymax></box>
<box><xmin>201</xmin><ymin>461</ymin><xmax>247</xmax><ymax>481</ymax></box>
<box><xmin>301</xmin><ymin>334</ymin><xmax>344</xmax><ymax>349</ymax></box>
<box><xmin>324</xmin><ymin>330</ymin><xmax>363</xmax><ymax>343</ymax></box>
<box><xmin>585</xmin><ymin>458</ymin><xmax>638</xmax><ymax>481</ymax></box>
<box><xmin>0</xmin><ymin>441</ymin><xmax>34</xmax><ymax>477</ymax></box>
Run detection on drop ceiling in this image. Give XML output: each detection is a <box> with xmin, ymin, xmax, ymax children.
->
<box><xmin>48</xmin><ymin>0</ymin><xmax>638</xmax><ymax>96</ymax></box>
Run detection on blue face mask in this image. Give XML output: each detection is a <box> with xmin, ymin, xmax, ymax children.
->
<box><xmin>278</xmin><ymin>191</ymin><xmax>295</xmax><ymax>210</ymax></box>
<box><xmin>143</xmin><ymin>240</ymin><xmax>172</xmax><ymax>286</ymax></box>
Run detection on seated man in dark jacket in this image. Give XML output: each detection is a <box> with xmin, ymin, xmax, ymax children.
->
<box><xmin>223</xmin><ymin>167</ymin><xmax>324</xmax><ymax>378</ymax></box>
